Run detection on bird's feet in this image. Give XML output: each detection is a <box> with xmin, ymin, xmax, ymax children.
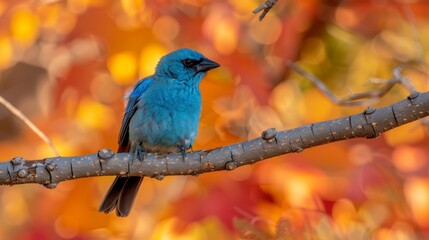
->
<box><xmin>177</xmin><ymin>144</ymin><xmax>191</xmax><ymax>161</ymax></box>
<box><xmin>134</xmin><ymin>145</ymin><xmax>147</xmax><ymax>163</ymax></box>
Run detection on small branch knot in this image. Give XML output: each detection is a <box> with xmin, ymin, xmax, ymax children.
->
<box><xmin>408</xmin><ymin>91</ymin><xmax>419</xmax><ymax>100</ymax></box>
<box><xmin>43</xmin><ymin>183</ymin><xmax>58</xmax><ymax>189</ymax></box>
<box><xmin>11</xmin><ymin>157</ymin><xmax>24</xmax><ymax>165</ymax></box>
<box><xmin>364</xmin><ymin>106</ymin><xmax>376</xmax><ymax>115</ymax></box>
<box><xmin>291</xmin><ymin>145</ymin><xmax>304</xmax><ymax>153</ymax></box>
<box><xmin>202</xmin><ymin>161</ymin><xmax>215</xmax><ymax>170</ymax></box>
<box><xmin>225</xmin><ymin>161</ymin><xmax>238</xmax><ymax>171</ymax></box>
<box><xmin>97</xmin><ymin>148</ymin><xmax>114</xmax><ymax>160</ymax></box>
<box><xmin>262</xmin><ymin>128</ymin><xmax>277</xmax><ymax>140</ymax></box>
<box><xmin>152</xmin><ymin>174</ymin><xmax>165</xmax><ymax>181</ymax></box>
<box><xmin>18</xmin><ymin>169</ymin><xmax>28</xmax><ymax>178</ymax></box>
<box><xmin>46</xmin><ymin>163</ymin><xmax>56</xmax><ymax>171</ymax></box>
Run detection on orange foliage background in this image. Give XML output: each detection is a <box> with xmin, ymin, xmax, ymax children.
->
<box><xmin>0</xmin><ymin>0</ymin><xmax>429</xmax><ymax>239</ymax></box>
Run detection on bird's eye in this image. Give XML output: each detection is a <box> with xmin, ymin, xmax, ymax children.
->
<box><xmin>182</xmin><ymin>58</ymin><xmax>198</xmax><ymax>68</ymax></box>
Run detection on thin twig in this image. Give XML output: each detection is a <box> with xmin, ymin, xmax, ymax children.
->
<box><xmin>0</xmin><ymin>96</ymin><xmax>59</xmax><ymax>156</ymax></box>
<box><xmin>287</xmin><ymin>62</ymin><xmax>415</xmax><ymax>106</ymax></box>
<box><xmin>392</xmin><ymin>65</ymin><xmax>416</xmax><ymax>92</ymax></box>
<box><xmin>253</xmin><ymin>0</ymin><xmax>278</xmax><ymax>21</ymax></box>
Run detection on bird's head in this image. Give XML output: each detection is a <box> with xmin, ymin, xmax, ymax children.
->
<box><xmin>155</xmin><ymin>48</ymin><xmax>220</xmax><ymax>84</ymax></box>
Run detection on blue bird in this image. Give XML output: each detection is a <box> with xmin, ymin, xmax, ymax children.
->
<box><xmin>99</xmin><ymin>48</ymin><xmax>220</xmax><ymax>217</ymax></box>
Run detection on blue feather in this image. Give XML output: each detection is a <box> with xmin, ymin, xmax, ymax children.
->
<box><xmin>117</xmin><ymin>77</ymin><xmax>154</xmax><ymax>152</ymax></box>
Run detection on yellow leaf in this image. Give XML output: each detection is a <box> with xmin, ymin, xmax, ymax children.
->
<box><xmin>11</xmin><ymin>8</ymin><xmax>39</xmax><ymax>45</ymax></box>
<box><xmin>108</xmin><ymin>51</ymin><xmax>138</xmax><ymax>85</ymax></box>
<box><xmin>139</xmin><ymin>45</ymin><xmax>167</xmax><ymax>77</ymax></box>
<box><xmin>404</xmin><ymin>178</ymin><xmax>429</xmax><ymax>228</ymax></box>
<box><xmin>0</xmin><ymin>37</ymin><xmax>13</xmax><ymax>69</ymax></box>
<box><xmin>75</xmin><ymin>97</ymin><xmax>114</xmax><ymax>129</ymax></box>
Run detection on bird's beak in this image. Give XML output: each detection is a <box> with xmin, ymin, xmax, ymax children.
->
<box><xmin>195</xmin><ymin>58</ymin><xmax>220</xmax><ymax>73</ymax></box>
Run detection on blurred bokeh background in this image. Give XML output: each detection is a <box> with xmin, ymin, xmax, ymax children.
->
<box><xmin>0</xmin><ymin>0</ymin><xmax>429</xmax><ymax>239</ymax></box>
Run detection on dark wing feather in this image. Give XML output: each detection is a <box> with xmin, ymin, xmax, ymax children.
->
<box><xmin>117</xmin><ymin>77</ymin><xmax>154</xmax><ymax>152</ymax></box>
<box><xmin>99</xmin><ymin>77</ymin><xmax>153</xmax><ymax>216</ymax></box>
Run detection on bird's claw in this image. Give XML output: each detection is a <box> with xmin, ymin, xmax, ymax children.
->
<box><xmin>177</xmin><ymin>144</ymin><xmax>189</xmax><ymax>162</ymax></box>
<box><xmin>134</xmin><ymin>145</ymin><xmax>146</xmax><ymax>163</ymax></box>
<box><xmin>181</xmin><ymin>151</ymin><xmax>186</xmax><ymax>161</ymax></box>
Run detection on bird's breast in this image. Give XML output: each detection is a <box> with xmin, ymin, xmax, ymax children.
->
<box><xmin>129</xmin><ymin>87</ymin><xmax>202</xmax><ymax>153</ymax></box>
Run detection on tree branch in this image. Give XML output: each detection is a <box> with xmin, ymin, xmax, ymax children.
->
<box><xmin>1</xmin><ymin>90</ymin><xmax>428</xmax><ymax>187</ymax></box>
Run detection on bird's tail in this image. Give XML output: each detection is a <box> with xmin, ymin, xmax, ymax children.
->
<box><xmin>99</xmin><ymin>142</ymin><xmax>144</xmax><ymax>217</ymax></box>
<box><xmin>99</xmin><ymin>176</ymin><xmax>143</xmax><ymax>217</ymax></box>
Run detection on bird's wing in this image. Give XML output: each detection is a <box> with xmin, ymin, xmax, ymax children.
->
<box><xmin>117</xmin><ymin>77</ymin><xmax>154</xmax><ymax>152</ymax></box>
